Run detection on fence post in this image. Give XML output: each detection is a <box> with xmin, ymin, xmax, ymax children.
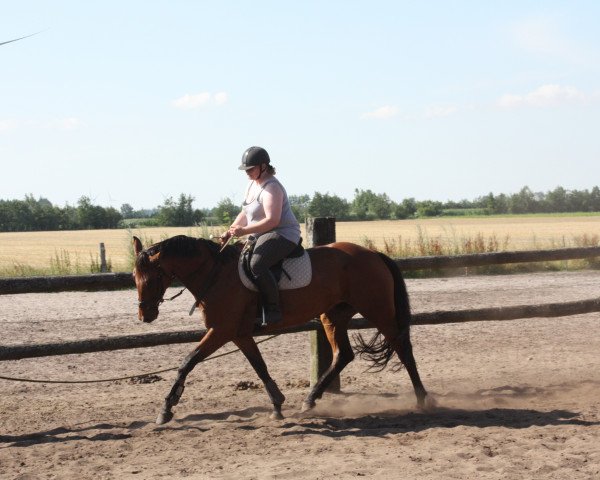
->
<box><xmin>99</xmin><ymin>243</ymin><xmax>107</xmax><ymax>273</ymax></box>
<box><xmin>306</xmin><ymin>217</ymin><xmax>340</xmax><ymax>392</ymax></box>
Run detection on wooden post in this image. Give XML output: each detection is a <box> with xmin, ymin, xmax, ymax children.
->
<box><xmin>99</xmin><ymin>243</ymin><xmax>107</xmax><ymax>273</ymax></box>
<box><xmin>306</xmin><ymin>217</ymin><xmax>340</xmax><ymax>392</ymax></box>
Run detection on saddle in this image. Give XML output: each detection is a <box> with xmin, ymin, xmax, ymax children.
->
<box><xmin>239</xmin><ymin>237</ymin><xmax>312</xmax><ymax>291</ymax></box>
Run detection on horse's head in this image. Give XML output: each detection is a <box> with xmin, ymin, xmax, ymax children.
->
<box><xmin>132</xmin><ymin>236</ymin><xmax>174</xmax><ymax>323</ymax></box>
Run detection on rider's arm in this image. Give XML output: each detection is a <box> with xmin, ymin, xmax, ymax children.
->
<box><xmin>221</xmin><ymin>210</ymin><xmax>247</xmax><ymax>244</ymax></box>
<box><xmin>229</xmin><ymin>183</ymin><xmax>283</xmax><ymax>236</ymax></box>
<box><xmin>230</xmin><ymin>210</ymin><xmax>248</xmax><ymax>228</ymax></box>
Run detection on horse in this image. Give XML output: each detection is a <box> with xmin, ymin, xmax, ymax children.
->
<box><xmin>132</xmin><ymin>235</ymin><xmax>429</xmax><ymax>425</ymax></box>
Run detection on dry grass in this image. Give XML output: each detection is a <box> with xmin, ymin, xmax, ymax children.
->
<box><xmin>0</xmin><ymin>216</ymin><xmax>599</xmax><ymax>276</ymax></box>
<box><xmin>0</xmin><ymin>226</ymin><xmax>217</xmax><ymax>276</ymax></box>
<box><xmin>338</xmin><ymin>216</ymin><xmax>600</xmax><ymax>251</ymax></box>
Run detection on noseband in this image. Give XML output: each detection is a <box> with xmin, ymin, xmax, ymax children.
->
<box><xmin>137</xmin><ymin>265</ymin><xmax>177</xmax><ymax>310</ymax></box>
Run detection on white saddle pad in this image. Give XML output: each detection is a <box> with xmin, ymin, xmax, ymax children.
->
<box><xmin>238</xmin><ymin>251</ymin><xmax>312</xmax><ymax>291</ymax></box>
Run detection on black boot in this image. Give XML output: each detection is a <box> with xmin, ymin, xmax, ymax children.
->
<box><xmin>254</xmin><ymin>271</ymin><xmax>283</xmax><ymax>326</ymax></box>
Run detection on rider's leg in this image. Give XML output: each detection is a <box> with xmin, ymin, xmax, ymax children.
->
<box><xmin>250</xmin><ymin>232</ymin><xmax>296</xmax><ymax>325</ymax></box>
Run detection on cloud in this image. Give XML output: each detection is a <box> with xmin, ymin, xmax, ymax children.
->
<box><xmin>214</xmin><ymin>92</ymin><xmax>228</xmax><ymax>106</ymax></box>
<box><xmin>510</xmin><ymin>15</ymin><xmax>568</xmax><ymax>57</ymax></box>
<box><xmin>508</xmin><ymin>15</ymin><xmax>594</xmax><ymax>65</ymax></box>
<box><xmin>0</xmin><ymin>119</ymin><xmax>19</xmax><ymax>132</ymax></box>
<box><xmin>362</xmin><ymin>105</ymin><xmax>398</xmax><ymax>119</ymax></box>
<box><xmin>47</xmin><ymin>117</ymin><xmax>83</xmax><ymax>130</ymax></box>
<box><xmin>172</xmin><ymin>91</ymin><xmax>228</xmax><ymax>109</ymax></box>
<box><xmin>424</xmin><ymin>105</ymin><xmax>459</xmax><ymax>119</ymax></box>
<box><xmin>497</xmin><ymin>84</ymin><xmax>587</xmax><ymax>109</ymax></box>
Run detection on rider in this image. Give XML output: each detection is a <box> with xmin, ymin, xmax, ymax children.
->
<box><xmin>221</xmin><ymin>146</ymin><xmax>301</xmax><ymax>324</ymax></box>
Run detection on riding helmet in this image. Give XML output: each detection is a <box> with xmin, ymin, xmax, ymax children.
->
<box><xmin>238</xmin><ymin>146</ymin><xmax>270</xmax><ymax>170</ymax></box>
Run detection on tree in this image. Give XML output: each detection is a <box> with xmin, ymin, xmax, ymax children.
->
<box><xmin>493</xmin><ymin>193</ymin><xmax>509</xmax><ymax>214</ymax></box>
<box><xmin>76</xmin><ymin>196</ymin><xmax>122</xmax><ymax>229</ymax></box>
<box><xmin>567</xmin><ymin>189</ymin><xmax>589</xmax><ymax>212</ymax></box>
<box><xmin>212</xmin><ymin>197</ymin><xmax>239</xmax><ymax>225</ymax></box>
<box><xmin>393</xmin><ymin>197</ymin><xmax>417</xmax><ymax>219</ymax></box>
<box><xmin>307</xmin><ymin>192</ymin><xmax>350</xmax><ymax>219</ymax></box>
<box><xmin>120</xmin><ymin>203</ymin><xmax>135</xmax><ymax>219</ymax></box>
<box><xmin>545</xmin><ymin>187</ymin><xmax>568</xmax><ymax>213</ymax></box>
<box><xmin>157</xmin><ymin>194</ymin><xmax>203</xmax><ymax>227</ymax></box>
<box><xmin>509</xmin><ymin>186</ymin><xmax>536</xmax><ymax>214</ymax></box>
<box><xmin>289</xmin><ymin>194</ymin><xmax>311</xmax><ymax>222</ymax></box>
<box><xmin>22</xmin><ymin>195</ymin><xmax>61</xmax><ymax>230</ymax></box>
<box><xmin>351</xmin><ymin>189</ymin><xmax>393</xmax><ymax>220</ymax></box>
<box><xmin>77</xmin><ymin>196</ymin><xmax>102</xmax><ymax>228</ymax></box>
<box><xmin>415</xmin><ymin>200</ymin><xmax>443</xmax><ymax>217</ymax></box>
<box><xmin>590</xmin><ymin>187</ymin><xmax>600</xmax><ymax>211</ymax></box>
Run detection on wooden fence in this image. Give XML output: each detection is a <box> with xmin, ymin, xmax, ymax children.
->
<box><xmin>2</xmin><ymin>298</ymin><xmax>599</xmax><ymax>362</ymax></box>
<box><xmin>2</xmin><ymin>247</ymin><xmax>600</xmax><ymax>295</ymax></box>
<box><xmin>1</xmin><ymin>218</ymin><xmax>599</xmax><ymax>388</ymax></box>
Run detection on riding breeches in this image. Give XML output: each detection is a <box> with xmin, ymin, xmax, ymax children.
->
<box><xmin>249</xmin><ymin>231</ymin><xmax>298</xmax><ymax>278</ymax></box>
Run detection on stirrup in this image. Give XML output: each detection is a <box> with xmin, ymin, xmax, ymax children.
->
<box><xmin>260</xmin><ymin>305</ymin><xmax>283</xmax><ymax>327</ymax></box>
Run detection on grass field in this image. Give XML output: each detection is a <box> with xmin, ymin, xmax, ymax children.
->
<box><xmin>0</xmin><ymin>215</ymin><xmax>599</xmax><ymax>276</ymax></box>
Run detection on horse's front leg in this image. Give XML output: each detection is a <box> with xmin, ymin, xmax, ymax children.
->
<box><xmin>157</xmin><ymin>328</ymin><xmax>224</xmax><ymax>425</ymax></box>
<box><xmin>234</xmin><ymin>336</ymin><xmax>286</xmax><ymax>420</ymax></box>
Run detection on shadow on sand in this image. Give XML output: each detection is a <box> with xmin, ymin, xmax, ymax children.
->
<box><xmin>4</xmin><ymin>382</ymin><xmax>599</xmax><ymax>445</ymax></box>
<box><xmin>0</xmin><ymin>421</ymin><xmax>148</xmax><ymax>448</ymax></box>
<box><xmin>279</xmin><ymin>406</ymin><xmax>599</xmax><ymax>438</ymax></box>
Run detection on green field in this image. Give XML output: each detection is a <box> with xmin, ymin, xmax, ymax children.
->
<box><xmin>1</xmin><ymin>215</ymin><xmax>599</xmax><ymax>276</ymax></box>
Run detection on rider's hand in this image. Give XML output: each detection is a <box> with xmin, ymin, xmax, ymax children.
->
<box><xmin>219</xmin><ymin>231</ymin><xmax>232</xmax><ymax>247</ymax></box>
<box><xmin>228</xmin><ymin>225</ymin><xmax>246</xmax><ymax>237</ymax></box>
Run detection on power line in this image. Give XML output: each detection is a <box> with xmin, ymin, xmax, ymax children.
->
<box><xmin>1</xmin><ymin>31</ymin><xmax>43</xmax><ymax>47</ymax></box>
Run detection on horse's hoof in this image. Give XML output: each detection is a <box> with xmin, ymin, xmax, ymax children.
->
<box><xmin>270</xmin><ymin>410</ymin><xmax>284</xmax><ymax>420</ymax></box>
<box><xmin>418</xmin><ymin>395</ymin><xmax>437</xmax><ymax>412</ymax></box>
<box><xmin>156</xmin><ymin>410</ymin><xmax>174</xmax><ymax>425</ymax></box>
<box><xmin>300</xmin><ymin>401</ymin><xmax>315</xmax><ymax>413</ymax></box>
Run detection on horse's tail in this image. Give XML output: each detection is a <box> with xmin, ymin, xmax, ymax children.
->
<box><xmin>353</xmin><ymin>252</ymin><xmax>411</xmax><ymax>372</ymax></box>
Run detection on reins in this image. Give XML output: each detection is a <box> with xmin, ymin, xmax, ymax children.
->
<box><xmin>163</xmin><ymin>286</ymin><xmax>187</xmax><ymax>303</ymax></box>
<box><xmin>172</xmin><ymin>237</ymin><xmax>243</xmax><ymax>316</ymax></box>
<box><xmin>186</xmin><ymin>258</ymin><xmax>222</xmax><ymax>316</ymax></box>
<box><xmin>0</xmin><ymin>334</ymin><xmax>280</xmax><ymax>384</ymax></box>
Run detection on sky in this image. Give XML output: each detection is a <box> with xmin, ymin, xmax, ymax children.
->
<box><xmin>2</xmin><ymin>1</ymin><xmax>600</xmax><ymax>211</ymax></box>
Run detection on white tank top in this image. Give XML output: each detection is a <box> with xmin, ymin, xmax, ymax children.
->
<box><xmin>242</xmin><ymin>178</ymin><xmax>301</xmax><ymax>243</ymax></box>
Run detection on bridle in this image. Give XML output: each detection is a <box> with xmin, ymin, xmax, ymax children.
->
<box><xmin>137</xmin><ymin>266</ymin><xmax>177</xmax><ymax>311</ymax></box>
<box><xmin>137</xmin><ymin>246</ymin><xmax>223</xmax><ymax>315</ymax></box>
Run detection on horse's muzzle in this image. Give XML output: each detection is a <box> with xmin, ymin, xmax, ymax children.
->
<box><xmin>138</xmin><ymin>302</ymin><xmax>159</xmax><ymax>323</ymax></box>
<box><xmin>141</xmin><ymin>312</ymin><xmax>158</xmax><ymax>323</ymax></box>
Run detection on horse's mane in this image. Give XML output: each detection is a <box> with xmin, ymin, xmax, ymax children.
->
<box><xmin>135</xmin><ymin>235</ymin><xmax>239</xmax><ymax>273</ymax></box>
<box><xmin>149</xmin><ymin>235</ymin><xmax>202</xmax><ymax>258</ymax></box>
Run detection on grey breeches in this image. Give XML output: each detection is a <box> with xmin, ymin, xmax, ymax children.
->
<box><xmin>249</xmin><ymin>232</ymin><xmax>298</xmax><ymax>277</ymax></box>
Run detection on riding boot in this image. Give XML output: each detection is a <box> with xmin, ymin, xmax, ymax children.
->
<box><xmin>254</xmin><ymin>271</ymin><xmax>283</xmax><ymax>325</ymax></box>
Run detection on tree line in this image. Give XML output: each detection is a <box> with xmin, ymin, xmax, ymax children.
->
<box><xmin>286</xmin><ymin>185</ymin><xmax>600</xmax><ymax>221</ymax></box>
<box><xmin>0</xmin><ymin>196</ymin><xmax>122</xmax><ymax>232</ymax></box>
<box><xmin>2</xmin><ymin>185</ymin><xmax>600</xmax><ymax>232</ymax></box>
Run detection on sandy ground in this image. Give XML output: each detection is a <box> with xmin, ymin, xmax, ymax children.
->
<box><xmin>1</xmin><ymin>271</ymin><xmax>599</xmax><ymax>479</ymax></box>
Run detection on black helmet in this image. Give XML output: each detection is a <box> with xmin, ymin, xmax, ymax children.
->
<box><xmin>239</xmin><ymin>146</ymin><xmax>270</xmax><ymax>170</ymax></box>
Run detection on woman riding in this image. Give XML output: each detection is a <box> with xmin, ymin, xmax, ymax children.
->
<box><xmin>220</xmin><ymin>146</ymin><xmax>301</xmax><ymax>325</ymax></box>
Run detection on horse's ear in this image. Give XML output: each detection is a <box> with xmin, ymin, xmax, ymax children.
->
<box><xmin>132</xmin><ymin>236</ymin><xmax>143</xmax><ymax>256</ymax></box>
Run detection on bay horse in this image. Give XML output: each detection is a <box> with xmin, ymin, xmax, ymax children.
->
<box><xmin>132</xmin><ymin>235</ymin><xmax>429</xmax><ymax>425</ymax></box>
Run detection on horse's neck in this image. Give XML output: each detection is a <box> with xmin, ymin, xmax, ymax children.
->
<box><xmin>177</xmin><ymin>249</ymin><xmax>229</xmax><ymax>297</ymax></box>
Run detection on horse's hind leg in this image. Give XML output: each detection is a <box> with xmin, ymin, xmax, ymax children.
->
<box><xmin>392</xmin><ymin>327</ymin><xmax>428</xmax><ymax>408</ymax></box>
<box><xmin>360</xmin><ymin>309</ymin><xmax>428</xmax><ymax>408</ymax></box>
<box><xmin>157</xmin><ymin>328</ymin><xmax>225</xmax><ymax>425</ymax></box>
<box><xmin>234</xmin><ymin>336</ymin><xmax>286</xmax><ymax>420</ymax></box>
<box><xmin>301</xmin><ymin>303</ymin><xmax>356</xmax><ymax>412</ymax></box>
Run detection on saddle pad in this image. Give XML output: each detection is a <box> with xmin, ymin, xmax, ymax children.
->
<box><xmin>238</xmin><ymin>251</ymin><xmax>312</xmax><ymax>291</ymax></box>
